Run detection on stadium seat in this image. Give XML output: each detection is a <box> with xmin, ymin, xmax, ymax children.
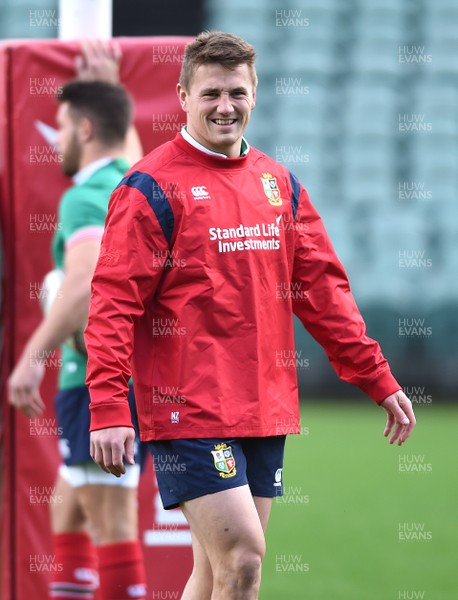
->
<box><xmin>356</xmin><ymin>10</ymin><xmax>405</xmax><ymax>42</ymax></box>
<box><xmin>357</xmin><ymin>0</ymin><xmax>407</xmax><ymax>11</ymax></box>
<box><xmin>342</xmin><ymin>81</ymin><xmax>399</xmax><ymax>136</ymax></box>
<box><xmin>357</xmin><ymin>48</ymin><xmax>402</xmax><ymax>77</ymax></box>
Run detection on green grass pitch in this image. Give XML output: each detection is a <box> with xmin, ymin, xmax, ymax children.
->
<box><xmin>259</xmin><ymin>401</ymin><xmax>457</xmax><ymax>600</ymax></box>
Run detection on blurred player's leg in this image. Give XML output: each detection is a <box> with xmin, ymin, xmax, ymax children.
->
<box><xmin>182</xmin><ymin>485</ymin><xmax>266</xmax><ymax>600</ymax></box>
<box><xmin>53</xmin><ymin>386</ymin><xmax>146</xmax><ymax>598</ymax></box>
<box><xmin>76</xmin><ymin>483</ymin><xmax>146</xmax><ymax>600</ymax></box>
<box><xmin>50</xmin><ymin>471</ymin><xmax>86</xmax><ymax>534</ymax></box>
<box><xmin>48</xmin><ymin>473</ymin><xmax>99</xmax><ymax>599</ymax></box>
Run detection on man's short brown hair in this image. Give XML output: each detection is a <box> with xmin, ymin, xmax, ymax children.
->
<box><xmin>57</xmin><ymin>80</ymin><xmax>132</xmax><ymax>147</ymax></box>
<box><xmin>179</xmin><ymin>31</ymin><xmax>257</xmax><ymax>92</ymax></box>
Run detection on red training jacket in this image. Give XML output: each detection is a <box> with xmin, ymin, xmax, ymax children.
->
<box><xmin>85</xmin><ymin>133</ymin><xmax>401</xmax><ymax>440</ymax></box>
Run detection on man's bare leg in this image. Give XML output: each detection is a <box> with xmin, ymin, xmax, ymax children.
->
<box><xmin>75</xmin><ymin>484</ymin><xmax>138</xmax><ymax>545</ymax></box>
<box><xmin>50</xmin><ymin>473</ymin><xmax>87</xmax><ymax>533</ymax></box>
<box><xmin>181</xmin><ymin>485</ymin><xmax>272</xmax><ymax>600</ymax></box>
<box><xmin>180</xmin><ymin>532</ymin><xmax>213</xmax><ymax>599</ymax></box>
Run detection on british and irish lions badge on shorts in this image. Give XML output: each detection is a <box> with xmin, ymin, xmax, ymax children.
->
<box><xmin>211</xmin><ymin>443</ymin><xmax>237</xmax><ymax>478</ymax></box>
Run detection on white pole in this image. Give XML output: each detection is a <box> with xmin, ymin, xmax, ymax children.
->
<box><xmin>58</xmin><ymin>0</ymin><xmax>113</xmax><ymax>40</ymax></box>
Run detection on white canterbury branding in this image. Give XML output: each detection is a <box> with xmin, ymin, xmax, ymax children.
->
<box><xmin>127</xmin><ymin>583</ymin><xmax>147</xmax><ymax>597</ymax></box>
<box><xmin>191</xmin><ymin>185</ymin><xmax>210</xmax><ymax>200</ymax></box>
<box><xmin>209</xmin><ymin>222</ymin><xmax>281</xmax><ymax>253</ymax></box>
<box><xmin>74</xmin><ymin>568</ymin><xmax>99</xmax><ymax>584</ymax></box>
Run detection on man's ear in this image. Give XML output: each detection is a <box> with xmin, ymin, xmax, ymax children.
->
<box><xmin>77</xmin><ymin>115</ymin><xmax>94</xmax><ymax>144</ymax></box>
<box><xmin>177</xmin><ymin>83</ymin><xmax>188</xmax><ymax>111</ymax></box>
<box><xmin>251</xmin><ymin>88</ymin><xmax>257</xmax><ymax>110</ymax></box>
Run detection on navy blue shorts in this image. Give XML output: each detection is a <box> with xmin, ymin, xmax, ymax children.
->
<box><xmin>148</xmin><ymin>436</ymin><xmax>286</xmax><ymax>510</ymax></box>
<box><xmin>55</xmin><ymin>385</ymin><xmax>147</xmax><ymax>468</ymax></box>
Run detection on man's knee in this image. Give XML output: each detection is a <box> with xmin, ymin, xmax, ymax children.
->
<box><xmin>102</xmin><ymin>514</ymin><xmax>137</xmax><ymax>542</ymax></box>
<box><xmin>232</xmin><ymin>551</ymin><xmax>263</xmax><ymax>587</ymax></box>
<box><xmin>76</xmin><ymin>485</ymin><xmax>138</xmax><ymax>544</ymax></box>
<box><xmin>214</xmin><ymin>545</ymin><xmax>264</xmax><ymax>591</ymax></box>
<box><xmin>89</xmin><ymin>499</ymin><xmax>137</xmax><ymax>543</ymax></box>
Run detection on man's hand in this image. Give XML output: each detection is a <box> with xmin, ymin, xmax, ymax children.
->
<box><xmin>90</xmin><ymin>426</ymin><xmax>135</xmax><ymax>477</ymax></box>
<box><xmin>75</xmin><ymin>40</ymin><xmax>122</xmax><ymax>84</ymax></box>
<box><xmin>380</xmin><ymin>390</ymin><xmax>416</xmax><ymax>446</ymax></box>
<box><xmin>8</xmin><ymin>353</ymin><xmax>46</xmax><ymax>418</ymax></box>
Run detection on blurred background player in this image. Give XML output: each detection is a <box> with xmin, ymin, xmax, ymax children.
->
<box><xmin>8</xmin><ymin>42</ymin><xmax>146</xmax><ymax>600</ymax></box>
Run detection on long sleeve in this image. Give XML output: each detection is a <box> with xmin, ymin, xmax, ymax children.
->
<box><xmin>290</xmin><ymin>177</ymin><xmax>401</xmax><ymax>403</ymax></box>
<box><xmin>85</xmin><ymin>171</ymin><xmax>174</xmax><ymax>430</ymax></box>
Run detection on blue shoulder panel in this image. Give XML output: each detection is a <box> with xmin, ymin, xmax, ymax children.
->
<box><xmin>117</xmin><ymin>170</ymin><xmax>174</xmax><ymax>245</ymax></box>
<box><xmin>289</xmin><ymin>171</ymin><xmax>301</xmax><ymax>221</ymax></box>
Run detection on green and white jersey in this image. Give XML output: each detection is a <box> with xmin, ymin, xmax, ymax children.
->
<box><xmin>52</xmin><ymin>157</ymin><xmax>130</xmax><ymax>390</ymax></box>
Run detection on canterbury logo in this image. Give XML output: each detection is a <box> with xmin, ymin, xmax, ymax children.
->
<box><xmin>74</xmin><ymin>568</ymin><xmax>99</xmax><ymax>584</ymax></box>
<box><xmin>127</xmin><ymin>583</ymin><xmax>147</xmax><ymax>597</ymax></box>
<box><xmin>191</xmin><ymin>185</ymin><xmax>210</xmax><ymax>200</ymax></box>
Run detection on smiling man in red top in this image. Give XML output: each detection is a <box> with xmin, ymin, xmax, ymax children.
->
<box><xmin>86</xmin><ymin>31</ymin><xmax>416</xmax><ymax>599</ymax></box>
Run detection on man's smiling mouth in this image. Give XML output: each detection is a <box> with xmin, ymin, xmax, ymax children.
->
<box><xmin>212</xmin><ymin>119</ymin><xmax>237</xmax><ymax>126</ymax></box>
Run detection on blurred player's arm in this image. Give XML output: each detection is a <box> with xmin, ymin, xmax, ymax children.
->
<box><xmin>76</xmin><ymin>40</ymin><xmax>143</xmax><ymax>165</ymax></box>
<box><xmin>8</xmin><ymin>239</ymin><xmax>100</xmax><ymax>418</ymax></box>
<box><xmin>8</xmin><ymin>42</ymin><xmax>141</xmax><ymax>419</ymax></box>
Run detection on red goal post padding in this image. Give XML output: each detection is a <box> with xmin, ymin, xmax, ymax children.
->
<box><xmin>0</xmin><ymin>37</ymin><xmax>193</xmax><ymax>600</ymax></box>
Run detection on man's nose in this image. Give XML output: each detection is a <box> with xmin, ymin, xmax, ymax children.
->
<box><xmin>217</xmin><ymin>92</ymin><xmax>234</xmax><ymax>113</ymax></box>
